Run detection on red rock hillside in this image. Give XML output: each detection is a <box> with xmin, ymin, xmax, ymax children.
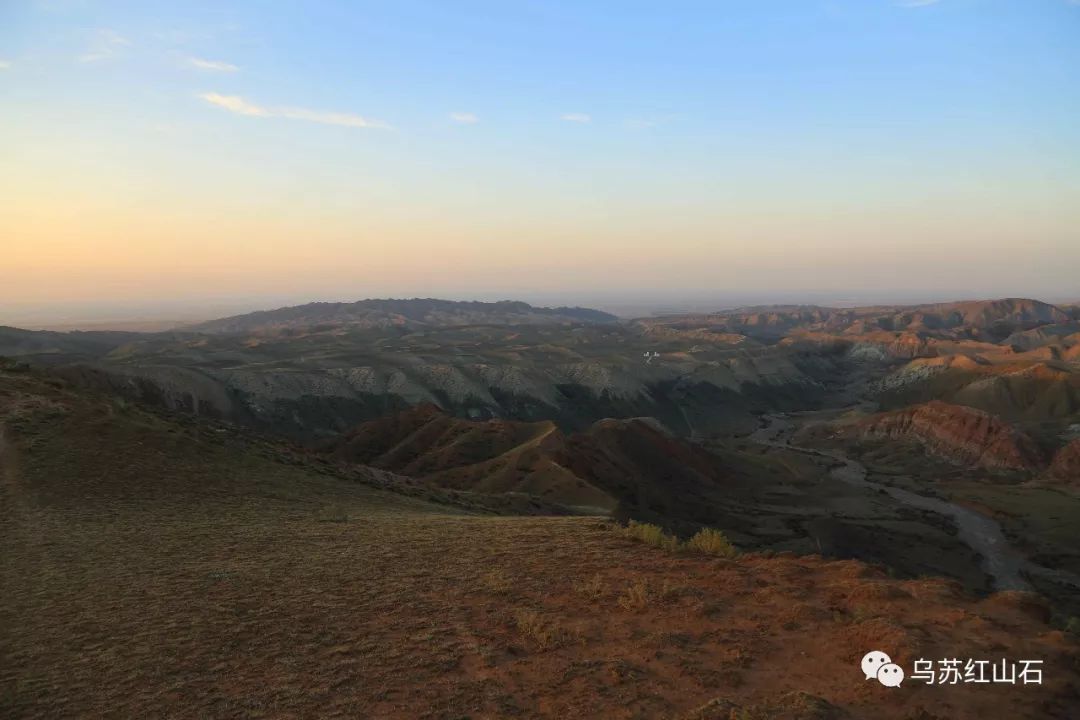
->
<box><xmin>856</xmin><ymin>401</ymin><xmax>1045</xmax><ymax>472</ymax></box>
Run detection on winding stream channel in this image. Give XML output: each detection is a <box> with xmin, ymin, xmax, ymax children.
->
<box><xmin>749</xmin><ymin>413</ymin><xmax>1046</xmax><ymax>592</ymax></box>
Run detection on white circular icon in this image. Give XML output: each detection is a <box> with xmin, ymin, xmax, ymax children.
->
<box><xmin>861</xmin><ymin>650</ymin><xmax>892</xmax><ymax>680</ymax></box>
<box><xmin>877</xmin><ymin>662</ymin><xmax>905</xmax><ymax>687</ymax></box>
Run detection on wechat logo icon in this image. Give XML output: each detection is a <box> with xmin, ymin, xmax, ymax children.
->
<box><xmin>862</xmin><ymin>650</ymin><xmax>904</xmax><ymax>687</ymax></box>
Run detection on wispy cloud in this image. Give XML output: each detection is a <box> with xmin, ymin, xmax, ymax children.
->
<box><xmin>199</xmin><ymin>93</ymin><xmax>391</xmax><ymax>129</ymax></box>
<box><xmin>896</xmin><ymin>0</ymin><xmax>941</xmax><ymax>7</ymax></box>
<box><xmin>450</xmin><ymin>112</ymin><xmax>479</xmax><ymax>124</ymax></box>
<box><xmin>626</xmin><ymin>115</ymin><xmax>675</xmax><ymax>130</ymax></box>
<box><xmin>276</xmin><ymin>106</ymin><xmax>390</xmax><ymax>129</ymax></box>
<box><xmin>0</xmin><ymin>60</ymin><xmax>11</xmax><ymax>71</ymax></box>
<box><xmin>78</xmin><ymin>28</ymin><xmax>129</xmax><ymax>63</ymax></box>
<box><xmin>560</xmin><ymin>113</ymin><xmax>591</xmax><ymax>124</ymax></box>
<box><xmin>200</xmin><ymin>93</ymin><xmax>267</xmax><ymax>116</ymax></box>
<box><xmin>187</xmin><ymin>57</ymin><xmax>239</xmax><ymax>72</ymax></box>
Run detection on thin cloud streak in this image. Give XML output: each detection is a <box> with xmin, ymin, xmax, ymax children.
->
<box><xmin>450</xmin><ymin>112</ymin><xmax>479</xmax><ymax>124</ymax></box>
<box><xmin>0</xmin><ymin>60</ymin><xmax>11</xmax><ymax>70</ymax></box>
<box><xmin>199</xmin><ymin>93</ymin><xmax>391</xmax><ymax>129</ymax></box>
<box><xmin>78</xmin><ymin>28</ymin><xmax>129</xmax><ymax>63</ymax></box>
<box><xmin>626</xmin><ymin>115</ymin><xmax>675</xmax><ymax>130</ymax></box>
<box><xmin>188</xmin><ymin>57</ymin><xmax>239</xmax><ymax>72</ymax></box>
<box><xmin>200</xmin><ymin>93</ymin><xmax>266</xmax><ymax>117</ymax></box>
<box><xmin>560</xmin><ymin>113</ymin><xmax>591</xmax><ymax>123</ymax></box>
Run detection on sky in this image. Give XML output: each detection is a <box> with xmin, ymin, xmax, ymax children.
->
<box><xmin>1</xmin><ymin>0</ymin><xmax>1078</xmax><ymax>325</ymax></box>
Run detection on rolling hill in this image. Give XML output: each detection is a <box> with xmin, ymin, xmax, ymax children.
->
<box><xmin>325</xmin><ymin>405</ymin><xmax>739</xmax><ymax>518</ymax></box>
<box><xmin>823</xmin><ymin>401</ymin><xmax>1047</xmax><ymax>473</ymax></box>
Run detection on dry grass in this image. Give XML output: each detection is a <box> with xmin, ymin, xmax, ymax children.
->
<box><xmin>574</xmin><ymin>572</ymin><xmax>606</xmax><ymax>602</ymax></box>
<box><xmin>315</xmin><ymin>503</ymin><xmax>351</xmax><ymax>523</ymax></box>
<box><xmin>619</xmin><ymin>520</ymin><xmax>680</xmax><ymax>551</ymax></box>
<box><xmin>684</xmin><ymin>527</ymin><xmax>738</xmax><ymax>558</ymax></box>
<box><xmin>617</xmin><ymin>578</ymin><xmax>652</xmax><ymax>611</ymax></box>
<box><xmin>481</xmin><ymin>568</ymin><xmax>514</xmax><ymax>595</ymax></box>
<box><xmin>619</xmin><ymin>521</ymin><xmax>738</xmax><ymax>558</ymax></box>
<box><xmin>513</xmin><ymin>609</ymin><xmax>569</xmax><ymax>650</ymax></box>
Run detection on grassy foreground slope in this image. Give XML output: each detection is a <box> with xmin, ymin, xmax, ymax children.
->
<box><xmin>1</xmin><ymin>365</ymin><xmax>1078</xmax><ymax>719</ymax></box>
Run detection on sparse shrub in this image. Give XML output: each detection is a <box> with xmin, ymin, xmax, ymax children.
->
<box><xmin>683</xmin><ymin>528</ymin><xmax>738</xmax><ymax>558</ymax></box>
<box><xmin>1065</xmin><ymin>616</ymin><xmax>1080</xmax><ymax>636</ymax></box>
<box><xmin>575</xmin><ymin>573</ymin><xmax>606</xmax><ymax>602</ymax></box>
<box><xmin>617</xmin><ymin>578</ymin><xmax>651</xmax><ymax>611</ymax></box>
<box><xmin>620</xmin><ymin>521</ymin><xmax>679</xmax><ymax>551</ymax></box>
<box><xmin>659</xmin><ymin>579</ymin><xmax>701</xmax><ymax>602</ymax></box>
<box><xmin>514</xmin><ymin>609</ymin><xmax>567</xmax><ymax>650</ymax></box>
<box><xmin>617</xmin><ymin>521</ymin><xmax>739</xmax><ymax>559</ymax></box>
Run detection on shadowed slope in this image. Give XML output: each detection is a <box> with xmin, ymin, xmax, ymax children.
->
<box><xmin>326</xmin><ymin>406</ymin><xmax>745</xmax><ymax>513</ymax></box>
<box><xmin>326</xmin><ymin>404</ymin><xmax>611</xmax><ymax>507</ymax></box>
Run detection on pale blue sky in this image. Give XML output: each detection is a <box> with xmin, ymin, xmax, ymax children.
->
<box><xmin>1</xmin><ymin>1</ymin><xmax>1078</xmax><ymax>323</ymax></box>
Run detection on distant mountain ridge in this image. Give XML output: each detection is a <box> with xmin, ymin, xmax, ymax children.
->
<box><xmin>648</xmin><ymin>298</ymin><xmax>1071</xmax><ymax>340</ymax></box>
<box><xmin>3</xmin><ymin>296</ymin><xmax>1075</xmax><ymax>455</ymax></box>
<box><xmin>185</xmin><ymin>298</ymin><xmax>618</xmax><ymax>334</ymax></box>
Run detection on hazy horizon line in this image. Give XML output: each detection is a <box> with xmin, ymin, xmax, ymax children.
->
<box><xmin>5</xmin><ymin>291</ymin><xmax>1078</xmax><ymax>332</ymax></box>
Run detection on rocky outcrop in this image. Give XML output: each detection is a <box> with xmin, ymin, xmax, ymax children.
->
<box><xmin>855</xmin><ymin>401</ymin><xmax>1045</xmax><ymax>472</ymax></box>
<box><xmin>1003</xmin><ymin>323</ymin><xmax>1080</xmax><ymax>351</ymax></box>
<box><xmin>1047</xmin><ymin>438</ymin><xmax>1080</xmax><ymax>483</ymax></box>
<box><xmin>845</xmin><ymin>332</ymin><xmax>935</xmax><ymax>360</ymax></box>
